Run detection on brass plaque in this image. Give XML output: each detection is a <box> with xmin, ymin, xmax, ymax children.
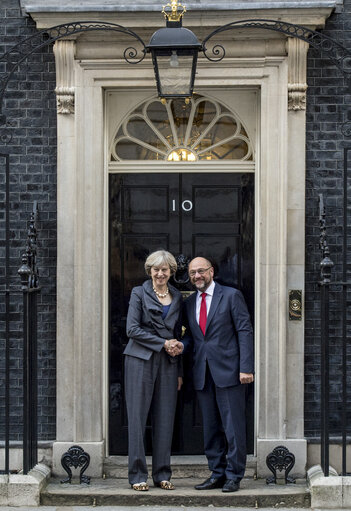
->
<box><xmin>289</xmin><ymin>290</ymin><xmax>302</xmax><ymax>321</ymax></box>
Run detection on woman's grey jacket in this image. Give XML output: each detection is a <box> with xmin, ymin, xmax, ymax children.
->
<box><xmin>124</xmin><ymin>279</ymin><xmax>182</xmax><ymax>361</ymax></box>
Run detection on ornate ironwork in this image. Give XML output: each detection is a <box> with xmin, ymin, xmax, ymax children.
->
<box><xmin>341</xmin><ymin>121</ymin><xmax>351</xmax><ymax>137</ymax></box>
<box><xmin>202</xmin><ymin>19</ymin><xmax>351</xmax><ymax>75</ymax></box>
<box><xmin>18</xmin><ymin>202</ymin><xmax>40</xmax><ymax>290</ymax></box>
<box><xmin>162</xmin><ymin>0</ymin><xmax>186</xmax><ymax>22</ymax></box>
<box><xmin>0</xmin><ymin>21</ymin><xmax>147</xmax><ymax>118</ymax></box>
<box><xmin>60</xmin><ymin>445</ymin><xmax>91</xmax><ymax>484</ymax></box>
<box><xmin>319</xmin><ymin>194</ymin><xmax>334</xmax><ymax>283</ymax></box>
<box><xmin>173</xmin><ymin>254</ymin><xmax>191</xmax><ymax>284</ymax></box>
<box><xmin>0</xmin><ymin>118</ymin><xmax>14</xmax><ymax>144</ymax></box>
<box><xmin>1</xmin><ymin>18</ymin><xmax>351</xmax><ymax>121</ymax></box>
<box><xmin>266</xmin><ymin>445</ymin><xmax>296</xmax><ymax>484</ymax></box>
<box><xmin>111</xmin><ymin>95</ymin><xmax>253</xmax><ymax>162</ymax></box>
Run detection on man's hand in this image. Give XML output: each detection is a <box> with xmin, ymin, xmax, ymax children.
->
<box><xmin>164</xmin><ymin>339</ymin><xmax>184</xmax><ymax>357</ymax></box>
<box><xmin>240</xmin><ymin>372</ymin><xmax>254</xmax><ymax>384</ymax></box>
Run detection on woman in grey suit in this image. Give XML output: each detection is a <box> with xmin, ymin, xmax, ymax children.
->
<box><xmin>124</xmin><ymin>250</ymin><xmax>184</xmax><ymax>491</ymax></box>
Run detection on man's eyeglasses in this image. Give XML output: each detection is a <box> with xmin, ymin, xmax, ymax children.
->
<box><xmin>189</xmin><ymin>266</ymin><xmax>212</xmax><ymax>278</ymax></box>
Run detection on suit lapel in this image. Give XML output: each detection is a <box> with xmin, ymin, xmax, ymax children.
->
<box><xmin>143</xmin><ymin>280</ymin><xmax>162</xmax><ymax>311</ymax></box>
<box><xmin>144</xmin><ymin>280</ymin><xmax>181</xmax><ymax>333</ymax></box>
<box><xmin>187</xmin><ymin>292</ymin><xmax>201</xmax><ymax>334</ymax></box>
<box><xmin>163</xmin><ymin>284</ymin><xmax>180</xmax><ymax>330</ymax></box>
<box><xmin>205</xmin><ymin>283</ymin><xmax>223</xmax><ymax>332</ymax></box>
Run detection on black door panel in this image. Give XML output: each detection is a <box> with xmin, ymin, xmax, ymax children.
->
<box><xmin>109</xmin><ymin>172</ymin><xmax>254</xmax><ymax>455</ymax></box>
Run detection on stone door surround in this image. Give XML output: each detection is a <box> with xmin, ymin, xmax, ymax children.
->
<box><xmin>27</xmin><ymin>4</ymin><xmax>333</xmax><ymax>476</ymax></box>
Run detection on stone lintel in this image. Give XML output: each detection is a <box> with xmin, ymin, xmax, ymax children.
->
<box><xmin>25</xmin><ymin>8</ymin><xmax>334</xmax><ymax>31</ymax></box>
<box><xmin>20</xmin><ymin>0</ymin><xmax>339</xmax><ymax>13</ymax></box>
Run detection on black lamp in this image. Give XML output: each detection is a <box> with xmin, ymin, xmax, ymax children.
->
<box><xmin>146</xmin><ymin>1</ymin><xmax>202</xmax><ymax>99</ymax></box>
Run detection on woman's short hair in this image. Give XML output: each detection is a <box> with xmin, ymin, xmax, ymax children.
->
<box><xmin>144</xmin><ymin>250</ymin><xmax>177</xmax><ymax>276</ymax></box>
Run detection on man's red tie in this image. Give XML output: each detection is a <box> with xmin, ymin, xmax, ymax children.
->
<box><xmin>199</xmin><ymin>292</ymin><xmax>207</xmax><ymax>335</ymax></box>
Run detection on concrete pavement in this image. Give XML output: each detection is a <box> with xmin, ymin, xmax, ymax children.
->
<box><xmin>0</xmin><ymin>507</ymin><xmax>332</xmax><ymax>511</ymax></box>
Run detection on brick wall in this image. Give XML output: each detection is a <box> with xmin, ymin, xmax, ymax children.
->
<box><xmin>0</xmin><ymin>0</ymin><xmax>349</xmax><ymax>444</ymax></box>
<box><xmin>305</xmin><ymin>0</ymin><xmax>351</xmax><ymax>437</ymax></box>
<box><xmin>0</xmin><ymin>0</ymin><xmax>57</xmax><ymax>441</ymax></box>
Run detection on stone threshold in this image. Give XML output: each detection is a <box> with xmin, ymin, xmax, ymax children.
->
<box><xmin>41</xmin><ymin>477</ymin><xmax>310</xmax><ymax>508</ymax></box>
<box><xmin>103</xmin><ymin>454</ymin><xmax>257</xmax><ymax>479</ymax></box>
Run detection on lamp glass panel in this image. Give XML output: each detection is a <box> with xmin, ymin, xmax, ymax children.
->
<box><xmin>156</xmin><ymin>55</ymin><xmax>194</xmax><ymax>96</ymax></box>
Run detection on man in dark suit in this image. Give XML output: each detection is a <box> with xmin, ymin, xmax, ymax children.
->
<box><xmin>182</xmin><ymin>256</ymin><xmax>254</xmax><ymax>493</ymax></box>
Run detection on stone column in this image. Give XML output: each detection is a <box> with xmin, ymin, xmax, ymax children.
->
<box><xmin>256</xmin><ymin>40</ymin><xmax>308</xmax><ymax>477</ymax></box>
<box><xmin>52</xmin><ymin>40</ymin><xmax>104</xmax><ymax>477</ymax></box>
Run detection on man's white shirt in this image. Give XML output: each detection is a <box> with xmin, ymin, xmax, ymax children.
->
<box><xmin>195</xmin><ymin>281</ymin><xmax>216</xmax><ymax>324</ymax></box>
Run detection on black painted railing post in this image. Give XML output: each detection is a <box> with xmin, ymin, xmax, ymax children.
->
<box><xmin>2</xmin><ymin>152</ymin><xmax>10</xmax><ymax>475</ymax></box>
<box><xmin>23</xmin><ymin>285</ymin><xmax>30</xmax><ymax>475</ymax></box>
<box><xmin>341</xmin><ymin>148</ymin><xmax>349</xmax><ymax>476</ymax></box>
<box><xmin>319</xmin><ymin>194</ymin><xmax>334</xmax><ymax>478</ymax></box>
<box><xmin>18</xmin><ymin>203</ymin><xmax>40</xmax><ymax>474</ymax></box>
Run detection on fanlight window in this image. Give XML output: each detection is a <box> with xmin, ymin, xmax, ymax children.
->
<box><xmin>110</xmin><ymin>95</ymin><xmax>253</xmax><ymax>162</ymax></box>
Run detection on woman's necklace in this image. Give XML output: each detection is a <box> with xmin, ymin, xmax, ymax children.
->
<box><xmin>153</xmin><ymin>286</ymin><xmax>169</xmax><ymax>299</ymax></box>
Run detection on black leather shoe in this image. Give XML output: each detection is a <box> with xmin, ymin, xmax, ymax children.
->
<box><xmin>222</xmin><ymin>479</ymin><xmax>240</xmax><ymax>492</ymax></box>
<box><xmin>194</xmin><ymin>476</ymin><xmax>226</xmax><ymax>490</ymax></box>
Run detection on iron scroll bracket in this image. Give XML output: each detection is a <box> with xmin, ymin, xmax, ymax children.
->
<box><xmin>202</xmin><ymin>19</ymin><xmax>351</xmax><ymax>76</ymax></box>
<box><xmin>0</xmin><ymin>21</ymin><xmax>147</xmax><ymax>118</ymax></box>
<box><xmin>266</xmin><ymin>445</ymin><xmax>296</xmax><ymax>485</ymax></box>
<box><xmin>60</xmin><ymin>445</ymin><xmax>91</xmax><ymax>484</ymax></box>
<box><xmin>2</xmin><ymin>18</ymin><xmax>351</xmax><ymax>122</ymax></box>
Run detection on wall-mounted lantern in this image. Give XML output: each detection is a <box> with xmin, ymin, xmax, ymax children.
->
<box><xmin>146</xmin><ymin>1</ymin><xmax>202</xmax><ymax>99</ymax></box>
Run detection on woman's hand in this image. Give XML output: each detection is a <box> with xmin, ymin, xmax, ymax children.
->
<box><xmin>177</xmin><ymin>377</ymin><xmax>183</xmax><ymax>391</ymax></box>
<box><xmin>164</xmin><ymin>339</ymin><xmax>184</xmax><ymax>356</ymax></box>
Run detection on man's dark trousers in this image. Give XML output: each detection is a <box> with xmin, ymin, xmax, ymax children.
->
<box><xmin>183</xmin><ymin>283</ymin><xmax>253</xmax><ymax>483</ymax></box>
<box><xmin>197</xmin><ymin>363</ymin><xmax>246</xmax><ymax>481</ymax></box>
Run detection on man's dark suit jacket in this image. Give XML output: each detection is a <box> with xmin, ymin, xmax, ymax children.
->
<box><xmin>183</xmin><ymin>283</ymin><xmax>254</xmax><ymax>390</ymax></box>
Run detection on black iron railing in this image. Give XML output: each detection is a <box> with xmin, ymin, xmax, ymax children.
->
<box><xmin>319</xmin><ymin>147</ymin><xmax>351</xmax><ymax>476</ymax></box>
<box><xmin>319</xmin><ymin>193</ymin><xmax>333</xmax><ymax>477</ymax></box>
<box><xmin>1</xmin><ymin>151</ymin><xmax>10</xmax><ymax>475</ymax></box>
<box><xmin>18</xmin><ymin>202</ymin><xmax>40</xmax><ymax>474</ymax></box>
<box><xmin>1</xmin><ymin>201</ymin><xmax>40</xmax><ymax>475</ymax></box>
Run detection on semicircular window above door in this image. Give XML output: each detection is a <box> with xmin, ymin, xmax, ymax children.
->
<box><xmin>109</xmin><ymin>95</ymin><xmax>254</xmax><ymax>162</ymax></box>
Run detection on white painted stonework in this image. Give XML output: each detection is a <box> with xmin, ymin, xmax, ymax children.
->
<box><xmin>20</xmin><ymin>0</ymin><xmax>340</xmax><ymax>13</ymax></box>
<box><xmin>307</xmin><ymin>465</ymin><xmax>351</xmax><ymax>509</ymax></box>
<box><xmin>0</xmin><ymin>464</ymin><xmax>51</xmax><ymax>506</ymax></box>
<box><xmin>24</xmin><ymin>3</ymin><xmax>336</xmax><ymax>477</ymax></box>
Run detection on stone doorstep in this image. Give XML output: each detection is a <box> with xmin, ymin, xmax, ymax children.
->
<box><xmin>41</xmin><ymin>477</ymin><xmax>310</xmax><ymax>508</ymax></box>
<box><xmin>104</xmin><ymin>454</ymin><xmax>257</xmax><ymax>479</ymax></box>
<box><xmin>0</xmin><ymin>463</ymin><xmax>51</xmax><ymax>507</ymax></box>
<box><xmin>308</xmin><ymin>464</ymin><xmax>351</xmax><ymax>509</ymax></box>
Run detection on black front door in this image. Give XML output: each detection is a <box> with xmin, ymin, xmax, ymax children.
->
<box><xmin>109</xmin><ymin>172</ymin><xmax>254</xmax><ymax>455</ymax></box>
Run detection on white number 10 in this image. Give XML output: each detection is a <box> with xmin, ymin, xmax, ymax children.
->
<box><xmin>172</xmin><ymin>200</ymin><xmax>193</xmax><ymax>212</ymax></box>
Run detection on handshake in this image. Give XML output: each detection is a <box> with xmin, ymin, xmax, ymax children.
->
<box><xmin>164</xmin><ymin>339</ymin><xmax>184</xmax><ymax>357</ymax></box>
